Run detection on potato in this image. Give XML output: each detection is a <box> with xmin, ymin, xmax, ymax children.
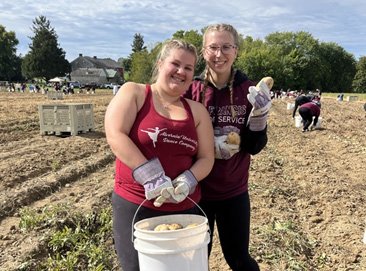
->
<box><xmin>185</xmin><ymin>223</ymin><xmax>199</xmax><ymax>228</ymax></box>
<box><xmin>168</xmin><ymin>223</ymin><xmax>183</xmax><ymax>230</ymax></box>
<box><xmin>154</xmin><ymin>224</ymin><xmax>170</xmax><ymax>231</ymax></box>
<box><xmin>226</xmin><ymin>132</ymin><xmax>240</xmax><ymax>145</ymax></box>
<box><xmin>258</xmin><ymin>77</ymin><xmax>274</xmax><ymax>90</ymax></box>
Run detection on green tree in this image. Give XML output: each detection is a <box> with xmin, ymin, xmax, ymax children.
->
<box><xmin>236</xmin><ymin>30</ymin><xmax>356</xmax><ymax>92</ymax></box>
<box><xmin>0</xmin><ymin>25</ymin><xmax>19</xmax><ymax>81</ymax></box>
<box><xmin>10</xmin><ymin>55</ymin><xmax>24</xmax><ymax>82</ymax></box>
<box><xmin>265</xmin><ymin>31</ymin><xmax>321</xmax><ymax>90</ymax></box>
<box><xmin>129</xmin><ymin>50</ymin><xmax>152</xmax><ymax>84</ymax></box>
<box><xmin>131</xmin><ymin>33</ymin><xmax>146</xmax><ymax>53</ymax></box>
<box><xmin>236</xmin><ymin>43</ymin><xmax>279</xmax><ymax>85</ymax></box>
<box><xmin>119</xmin><ymin>57</ymin><xmax>131</xmax><ymax>72</ymax></box>
<box><xmin>129</xmin><ymin>33</ymin><xmax>152</xmax><ymax>83</ymax></box>
<box><xmin>118</xmin><ymin>57</ymin><xmax>132</xmax><ymax>81</ymax></box>
<box><xmin>21</xmin><ymin>15</ymin><xmax>70</xmax><ymax>81</ymax></box>
<box><xmin>236</xmin><ymin>37</ymin><xmax>281</xmax><ymax>86</ymax></box>
<box><xmin>317</xmin><ymin>42</ymin><xmax>356</xmax><ymax>92</ymax></box>
<box><xmin>352</xmin><ymin>56</ymin><xmax>366</xmax><ymax>93</ymax></box>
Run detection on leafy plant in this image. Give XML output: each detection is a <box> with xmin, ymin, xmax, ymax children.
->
<box><xmin>51</xmin><ymin>160</ymin><xmax>61</xmax><ymax>171</ymax></box>
<box><xmin>252</xmin><ymin>219</ymin><xmax>318</xmax><ymax>270</ymax></box>
<box><xmin>17</xmin><ymin>203</ymin><xmax>115</xmax><ymax>270</ymax></box>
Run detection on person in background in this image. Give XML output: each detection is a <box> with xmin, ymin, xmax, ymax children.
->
<box><xmin>292</xmin><ymin>93</ymin><xmax>315</xmax><ymax>118</ymax></box>
<box><xmin>316</xmin><ymin>88</ymin><xmax>322</xmax><ymax>96</ymax></box>
<box><xmin>104</xmin><ymin>39</ymin><xmax>214</xmax><ymax>271</ymax></box>
<box><xmin>336</xmin><ymin>93</ymin><xmax>344</xmax><ymax>101</ymax></box>
<box><xmin>275</xmin><ymin>89</ymin><xmax>281</xmax><ymax>98</ymax></box>
<box><xmin>70</xmin><ymin>83</ymin><xmax>74</xmax><ymax>94</ymax></box>
<box><xmin>183</xmin><ymin>23</ymin><xmax>271</xmax><ymax>271</ymax></box>
<box><xmin>113</xmin><ymin>83</ymin><xmax>119</xmax><ymax>96</ymax></box>
<box><xmin>298</xmin><ymin>97</ymin><xmax>321</xmax><ymax>132</ymax></box>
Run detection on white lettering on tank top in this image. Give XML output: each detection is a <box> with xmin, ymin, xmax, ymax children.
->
<box><xmin>140</xmin><ymin>127</ymin><xmax>198</xmax><ymax>150</ymax></box>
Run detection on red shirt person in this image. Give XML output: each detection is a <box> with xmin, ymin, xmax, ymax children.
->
<box><xmin>299</xmin><ymin>99</ymin><xmax>321</xmax><ymax>132</ymax></box>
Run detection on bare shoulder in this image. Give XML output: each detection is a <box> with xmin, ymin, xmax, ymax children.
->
<box><xmin>120</xmin><ymin>82</ymin><xmax>146</xmax><ymax>96</ymax></box>
<box><xmin>115</xmin><ymin>82</ymin><xmax>146</xmax><ymax>105</ymax></box>
<box><xmin>184</xmin><ymin>98</ymin><xmax>206</xmax><ymax>113</ymax></box>
<box><xmin>184</xmin><ymin>98</ymin><xmax>210</xmax><ymax>125</ymax></box>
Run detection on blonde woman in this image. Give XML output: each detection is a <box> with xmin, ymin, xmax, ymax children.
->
<box><xmin>105</xmin><ymin>40</ymin><xmax>214</xmax><ymax>271</ymax></box>
<box><xmin>183</xmin><ymin>24</ymin><xmax>272</xmax><ymax>270</ymax></box>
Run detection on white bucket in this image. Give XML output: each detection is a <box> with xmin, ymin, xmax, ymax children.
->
<box><xmin>287</xmin><ymin>103</ymin><xmax>295</xmax><ymax>110</ymax></box>
<box><xmin>134</xmin><ymin>214</ymin><xmax>210</xmax><ymax>271</ymax></box>
<box><xmin>313</xmin><ymin>117</ymin><xmax>322</xmax><ymax>129</ymax></box>
<box><xmin>295</xmin><ymin>116</ymin><xmax>303</xmax><ymax>127</ymax></box>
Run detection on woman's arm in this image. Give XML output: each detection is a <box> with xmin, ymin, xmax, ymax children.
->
<box><xmin>187</xmin><ymin>100</ymin><xmax>215</xmax><ymax>181</ymax></box>
<box><xmin>104</xmin><ymin>82</ymin><xmax>148</xmax><ymax>169</ymax></box>
<box><xmin>240</xmin><ymin>126</ymin><xmax>268</xmax><ymax>155</ymax></box>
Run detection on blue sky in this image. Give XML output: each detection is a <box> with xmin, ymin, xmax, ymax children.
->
<box><xmin>1</xmin><ymin>0</ymin><xmax>365</xmax><ymax>62</ymax></box>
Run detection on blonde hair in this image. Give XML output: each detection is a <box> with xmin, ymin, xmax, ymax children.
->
<box><xmin>202</xmin><ymin>23</ymin><xmax>239</xmax><ymax>49</ymax></box>
<box><xmin>201</xmin><ymin>23</ymin><xmax>239</xmax><ymax>118</ymax></box>
<box><xmin>151</xmin><ymin>39</ymin><xmax>198</xmax><ymax>83</ymax></box>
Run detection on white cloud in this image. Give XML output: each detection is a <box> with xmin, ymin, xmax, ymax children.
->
<box><xmin>0</xmin><ymin>0</ymin><xmax>365</xmax><ymax>61</ymax></box>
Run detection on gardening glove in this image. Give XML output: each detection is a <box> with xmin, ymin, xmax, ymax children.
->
<box><xmin>154</xmin><ymin>170</ymin><xmax>198</xmax><ymax>207</ymax></box>
<box><xmin>132</xmin><ymin>158</ymin><xmax>173</xmax><ymax>204</ymax></box>
<box><xmin>247</xmin><ymin>77</ymin><xmax>273</xmax><ymax>131</ymax></box>
<box><xmin>214</xmin><ymin>135</ymin><xmax>240</xmax><ymax>160</ymax></box>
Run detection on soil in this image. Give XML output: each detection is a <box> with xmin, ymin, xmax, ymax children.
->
<box><xmin>0</xmin><ymin>91</ymin><xmax>366</xmax><ymax>271</ymax></box>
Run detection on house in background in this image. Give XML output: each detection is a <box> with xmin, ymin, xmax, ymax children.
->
<box><xmin>70</xmin><ymin>54</ymin><xmax>124</xmax><ymax>87</ymax></box>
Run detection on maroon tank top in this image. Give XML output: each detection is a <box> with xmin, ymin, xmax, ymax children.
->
<box><xmin>114</xmin><ymin>85</ymin><xmax>200</xmax><ymax>211</ymax></box>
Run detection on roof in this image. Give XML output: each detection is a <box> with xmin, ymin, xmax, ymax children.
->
<box><xmin>82</xmin><ymin>56</ymin><xmax>121</xmax><ymax>69</ymax></box>
<box><xmin>70</xmin><ymin>55</ymin><xmax>122</xmax><ymax>70</ymax></box>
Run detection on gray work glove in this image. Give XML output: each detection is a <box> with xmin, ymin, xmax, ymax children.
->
<box><xmin>247</xmin><ymin>77</ymin><xmax>273</xmax><ymax>131</ymax></box>
<box><xmin>214</xmin><ymin>135</ymin><xmax>240</xmax><ymax>159</ymax></box>
<box><xmin>247</xmin><ymin>79</ymin><xmax>272</xmax><ymax>117</ymax></box>
<box><xmin>132</xmin><ymin>158</ymin><xmax>172</xmax><ymax>205</ymax></box>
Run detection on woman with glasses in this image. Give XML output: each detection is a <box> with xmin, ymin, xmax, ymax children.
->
<box><xmin>183</xmin><ymin>23</ymin><xmax>271</xmax><ymax>270</ymax></box>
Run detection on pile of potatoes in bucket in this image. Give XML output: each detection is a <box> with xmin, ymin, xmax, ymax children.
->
<box><xmin>152</xmin><ymin>223</ymin><xmax>200</xmax><ymax>231</ymax></box>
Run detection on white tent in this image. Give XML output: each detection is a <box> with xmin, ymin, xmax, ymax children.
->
<box><xmin>48</xmin><ymin>77</ymin><xmax>64</xmax><ymax>83</ymax></box>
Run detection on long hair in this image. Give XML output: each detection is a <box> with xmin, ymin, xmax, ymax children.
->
<box><xmin>201</xmin><ymin>23</ymin><xmax>239</xmax><ymax>118</ymax></box>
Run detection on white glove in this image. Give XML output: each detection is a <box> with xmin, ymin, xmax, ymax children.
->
<box><xmin>153</xmin><ymin>170</ymin><xmax>198</xmax><ymax>207</ymax></box>
<box><xmin>153</xmin><ymin>188</ymin><xmax>175</xmax><ymax>207</ymax></box>
<box><xmin>247</xmin><ymin>79</ymin><xmax>272</xmax><ymax>117</ymax></box>
<box><xmin>215</xmin><ymin>135</ymin><xmax>240</xmax><ymax>159</ymax></box>
<box><xmin>247</xmin><ymin>77</ymin><xmax>273</xmax><ymax>131</ymax></box>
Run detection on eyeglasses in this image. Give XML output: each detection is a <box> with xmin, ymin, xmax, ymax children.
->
<box><xmin>205</xmin><ymin>45</ymin><xmax>237</xmax><ymax>55</ymax></box>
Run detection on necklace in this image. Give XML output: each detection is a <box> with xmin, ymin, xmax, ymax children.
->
<box><xmin>154</xmin><ymin>90</ymin><xmax>178</xmax><ymax>109</ymax></box>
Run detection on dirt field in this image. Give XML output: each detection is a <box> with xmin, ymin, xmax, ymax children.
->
<box><xmin>0</xmin><ymin>90</ymin><xmax>366</xmax><ymax>271</ymax></box>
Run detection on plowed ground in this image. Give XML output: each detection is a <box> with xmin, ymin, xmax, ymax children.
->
<box><xmin>0</xmin><ymin>91</ymin><xmax>365</xmax><ymax>270</ymax></box>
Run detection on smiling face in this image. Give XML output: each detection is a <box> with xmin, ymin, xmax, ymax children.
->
<box><xmin>203</xmin><ymin>30</ymin><xmax>238</xmax><ymax>76</ymax></box>
<box><xmin>157</xmin><ymin>48</ymin><xmax>196</xmax><ymax>96</ymax></box>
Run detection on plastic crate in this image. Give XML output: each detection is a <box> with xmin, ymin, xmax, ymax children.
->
<box><xmin>38</xmin><ymin>103</ymin><xmax>95</xmax><ymax>136</ymax></box>
<box><xmin>346</xmin><ymin>96</ymin><xmax>358</xmax><ymax>102</ymax></box>
<box><xmin>47</xmin><ymin>91</ymin><xmax>63</xmax><ymax>100</ymax></box>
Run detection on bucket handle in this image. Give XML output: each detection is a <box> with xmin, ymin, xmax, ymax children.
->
<box><xmin>131</xmin><ymin>197</ymin><xmax>209</xmax><ymax>243</ymax></box>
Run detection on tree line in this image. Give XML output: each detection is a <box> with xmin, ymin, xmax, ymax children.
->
<box><xmin>1</xmin><ymin>16</ymin><xmax>365</xmax><ymax>93</ymax></box>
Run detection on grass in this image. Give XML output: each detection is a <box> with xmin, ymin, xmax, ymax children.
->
<box><xmin>323</xmin><ymin>92</ymin><xmax>366</xmax><ymax>101</ymax></box>
<box><xmin>16</xmin><ymin>203</ymin><xmax>116</xmax><ymax>271</ymax></box>
<box><xmin>252</xmin><ymin>220</ymin><xmax>320</xmax><ymax>270</ymax></box>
